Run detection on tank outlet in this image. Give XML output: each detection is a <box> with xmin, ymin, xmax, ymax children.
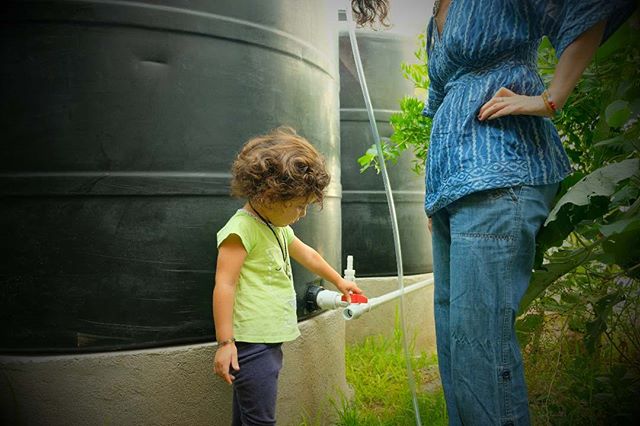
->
<box><xmin>344</xmin><ymin>254</ymin><xmax>356</xmax><ymax>282</ymax></box>
<box><xmin>305</xmin><ymin>285</ymin><xmax>349</xmax><ymax>311</ymax></box>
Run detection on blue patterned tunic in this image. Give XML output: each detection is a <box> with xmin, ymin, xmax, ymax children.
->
<box><xmin>422</xmin><ymin>0</ymin><xmax>635</xmax><ymax>215</ymax></box>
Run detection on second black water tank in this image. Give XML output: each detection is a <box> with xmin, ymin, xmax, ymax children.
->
<box><xmin>340</xmin><ymin>30</ymin><xmax>433</xmax><ymax>277</ymax></box>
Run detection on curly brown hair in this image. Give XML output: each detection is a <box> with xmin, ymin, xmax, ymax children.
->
<box><xmin>230</xmin><ymin>127</ymin><xmax>330</xmax><ymax>206</ymax></box>
<box><xmin>351</xmin><ymin>0</ymin><xmax>390</xmax><ymax>27</ymax></box>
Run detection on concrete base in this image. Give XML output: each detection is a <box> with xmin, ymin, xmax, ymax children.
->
<box><xmin>0</xmin><ymin>310</ymin><xmax>350</xmax><ymax>426</ymax></box>
<box><xmin>0</xmin><ymin>276</ymin><xmax>435</xmax><ymax>425</ymax></box>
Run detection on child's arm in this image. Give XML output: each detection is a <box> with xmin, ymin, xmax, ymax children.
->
<box><xmin>213</xmin><ymin>234</ymin><xmax>247</xmax><ymax>384</ymax></box>
<box><xmin>289</xmin><ymin>237</ymin><xmax>363</xmax><ymax>302</ymax></box>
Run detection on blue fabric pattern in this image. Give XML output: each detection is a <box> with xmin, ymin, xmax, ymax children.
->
<box><xmin>422</xmin><ymin>0</ymin><xmax>636</xmax><ymax>216</ymax></box>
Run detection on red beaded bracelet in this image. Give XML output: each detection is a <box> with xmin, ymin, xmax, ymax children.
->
<box><xmin>541</xmin><ymin>90</ymin><xmax>559</xmax><ymax>116</ymax></box>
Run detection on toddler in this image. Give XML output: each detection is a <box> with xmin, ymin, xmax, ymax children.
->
<box><xmin>213</xmin><ymin>127</ymin><xmax>362</xmax><ymax>425</ymax></box>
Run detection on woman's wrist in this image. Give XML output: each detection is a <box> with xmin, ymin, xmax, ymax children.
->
<box><xmin>540</xmin><ymin>90</ymin><xmax>560</xmax><ymax>117</ymax></box>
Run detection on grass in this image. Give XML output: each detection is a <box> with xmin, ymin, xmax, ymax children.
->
<box><xmin>305</xmin><ymin>273</ymin><xmax>640</xmax><ymax>426</ymax></box>
<box><xmin>332</xmin><ymin>328</ymin><xmax>448</xmax><ymax>426</ymax></box>
<box><xmin>324</xmin><ymin>319</ymin><xmax>639</xmax><ymax>426</ymax></box>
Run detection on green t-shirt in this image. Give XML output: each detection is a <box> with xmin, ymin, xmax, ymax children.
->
<box><xmin>216</xmin><ymin>209</ymin><xmax>300</xmax><ymax>343</ymax></box>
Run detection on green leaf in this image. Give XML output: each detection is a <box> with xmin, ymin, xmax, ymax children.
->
<box><xmin>605</xmin><ymin>100</ymin><xmax>631</xmax><ymax>128</ymax></box>
<box><xmin>593</xmin><ymin>135</ymin><xmax>626</xmax><ymax>148</ymax></box>
<box><xmin>630</xmin><ymin>97</ymin><xmax>640</xmax><ymax>116</ymax></box>
<box><xmin>516</xmin><ymin>314</ymin><xmax>544</xmax><ymax>332</ymax></box>
<box><xmin>560</xmin><ymin>292</ymin><xmax>580</xmax><ymax>304</ymax></box>
<box><xmin>600</xmin><ymin>217</ymin><xmax>640</xmax><ymax>237</ymax></box>
<box><xmin>515</xmin><ymin>314</ymin><xmax>544</xmax><ymax>347</ymax></box>
<box><xmin>584</xmin><ymin>292</ymin><xmax>625</xmax><ymax>354</ymax></box>
<box><xmin>595</xmin><ymin>21</ymin><xmax>634</xmax><ymax>61</ymax></box>
<box><xmin>520</xmin><ymin>247</ymin><xmax>594</xmax><ymax>315</ymax></box>
<box><xmin>540</xmin><ymin>159</ymin><xmax>640</xmax><ymax>248</ymax></box>
<box><xmin>601</xmin><ymin>226</ymin><xmax>640</xmax><ymax>275</ymax></box>
<box><xmin>357</xmin><ymin>145</ymin><xmax>379</xmax><ymax>173</ymax></box>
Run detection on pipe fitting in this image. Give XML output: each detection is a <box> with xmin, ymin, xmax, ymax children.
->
<box><xmin>305</xmin><ymin>284</ymin><xmax>348</xmax><ymax>311</ymax></box>
<box><xmin>316</xmin><ymin>288</ymin><xmax>349</xmax><ymax>310</ymax></box>
<box><xmin>342</xmin><ymin>278</ymin><xmax>434</xmax><ymax>321</ymax></box>
<box><xmin>342</xmin><ymin>303</ymin><xmax>371</xmax><ymax>320</ymax></box>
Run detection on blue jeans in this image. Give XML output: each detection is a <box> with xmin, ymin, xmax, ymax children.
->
<box><xmin>231</xmin><ymin>342</ymin><xmax>283</xmax><ymax>426</ymax></box>
<box><xmin>431</xmin><ymin>184</ymin><xmax>558</xmax><ymax>426</ymax></box>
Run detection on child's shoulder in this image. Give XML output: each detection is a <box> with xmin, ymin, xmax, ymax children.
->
<box><xmin>220</xmin><ymin>209</ymin><xmax>257</xmax><ymax>230</ymax></box>
<box><xmin>219</xmin><ymin>209</ymin><xmax>267</xmax><ymax>236</ymax></box>
<box><xmin>217</xmin><ymin>209</ymin><xmax>260</xmax><ymax>249</ymax></box>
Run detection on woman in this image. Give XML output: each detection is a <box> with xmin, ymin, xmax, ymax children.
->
<box><xmin>351</xmin><ymin>1</ymin><xmax>636</xmax><ymax>425</ymax></box>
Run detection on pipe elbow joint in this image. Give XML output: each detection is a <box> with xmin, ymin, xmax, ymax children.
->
<box><xmin>342</xmin><ymin>303</ymin><xmax>371</xmax><ymax>320</ymax></box>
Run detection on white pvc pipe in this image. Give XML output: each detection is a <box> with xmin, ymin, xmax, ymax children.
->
<box><xmin>343</xmin><ymin>277</ymin><xmax>434</xmax><ymax>320</ymax></box>
<box><xmin>315</xmin><ymin>289</ymin><xmax>349</xmax><ymax>310</ymax></box>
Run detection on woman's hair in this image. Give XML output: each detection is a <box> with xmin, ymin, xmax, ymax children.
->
<box><xmin>351</xmin><ymin>0</ymin><xmax>390</xmax><ymax>27</ymax></box>
<box><xmin>231</xmin><ymin>127</ymin><xmax>330</xmax><ymax>206</ymax></box>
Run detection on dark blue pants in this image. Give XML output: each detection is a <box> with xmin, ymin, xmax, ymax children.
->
<box><xmin>231</xmin><ymin>342</ymin><xmax>283</xmax><ymax>426</ymax></box>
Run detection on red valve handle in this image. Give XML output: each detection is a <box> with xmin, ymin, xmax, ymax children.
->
<box><xmin>341</xmin><ymin>293</ymin><xmax>368</xmax><ymax>304</ymax></box>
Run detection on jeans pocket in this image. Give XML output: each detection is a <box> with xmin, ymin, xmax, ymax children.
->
<box><xmin>451</xmin><ymin>185</ymin><xmax>524</xmax><ymax>239</ymax></box>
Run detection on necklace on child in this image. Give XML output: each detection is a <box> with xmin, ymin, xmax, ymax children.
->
<box><xmin>247</xmin><ymin>201</ymin><xmax>292</xmax><ymax>280</ymax></box>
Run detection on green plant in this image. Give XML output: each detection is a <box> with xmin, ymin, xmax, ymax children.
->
<box><xmin>518</xmin><ymin>23</ymin><xmax>640</xmax><ymax>358</ymax></box>
<box><xmin>522</xmin><ymin>23</ymin><xmax>640</xmax><ymax>315</ymax></box>
<box><xmin>331</xmin><ymin>319</ymin><xmax>447</xmax><ymax>425</ymax></box>
<box><xmin>520</xmin><ymin>268</ymin><xmax>640</xmax><ymax>425</ymax></box>
<box><xmin>508</xmin><ymin>25</ymin><xmax>640</xmax><ymax>424</ymax></box>
<box><xmin>357</xmin><ymin>33</ymin><xmax>432</xmax><ymax>174</ymax></box>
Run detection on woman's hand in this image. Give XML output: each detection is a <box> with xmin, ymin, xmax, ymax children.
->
<box><xmin>214</xmin><ymin>343</ymin><xmax>239</xmax><ymax>385</ymax></box>
<box><xmin>478</xmin><ymin>87</ymin><xmax>551</xmax><ymax>121</ymax></box>
<box><xmin>335</xmin><ymin>277</ymin><xmax>363</xmax><ymax>303</ymax></box>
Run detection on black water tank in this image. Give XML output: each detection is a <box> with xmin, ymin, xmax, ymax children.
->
<box><xmin>340</xmin><ymin>30</ymin><xmax>433</xmax><ymax>277</ymax></box>
<box><xmin>1</xmin><ymin>0</ymin><xmax>340</xmax><ymax>352</ymax></box>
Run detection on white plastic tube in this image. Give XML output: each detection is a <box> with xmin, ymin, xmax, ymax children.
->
<box><xmin>343</xmin><ymin>278</ymin><xmax>433</xmax><ymax>320</ymax></box>
<box><xmin>343</xmin><ymin>5</ymin><xmax>423</xmax><ymax>424</ymax></box>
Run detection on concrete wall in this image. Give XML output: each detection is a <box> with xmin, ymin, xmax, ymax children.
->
<box><xmin>346</xmin><ymin>273</ymin><xmax>436</xmax><ymax>354</ymax></box>
<box><xmin>0</xmin><ymin>277</ymin><xmax>435</xmax><ymax>425</ymax></box>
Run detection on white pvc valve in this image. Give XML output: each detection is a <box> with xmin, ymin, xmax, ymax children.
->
<box><xmin>344</xmin><ymin>255</ymin><xmax>356</xmax><ymax>282</ymax></box>
<box><xmin>315</xmin><ymin>289</ymin><xmax>349</xmax><ymax>310</ymax></box>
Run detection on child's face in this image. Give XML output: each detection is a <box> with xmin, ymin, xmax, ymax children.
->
<box><xmin>267</xmin><ymin>197</ymin><xmax>312</xmax><ymax>227</ymax></box>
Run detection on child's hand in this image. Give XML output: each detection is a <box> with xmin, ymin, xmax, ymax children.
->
<box><xmin>336</xmin><ymin>277</ymin><xmax>363</xmax><ymax>303</ymax></box>
<box><xmin>214</xmin><ymin>343</ymin><xmax>239</xmax><ymax>385</ymax></box>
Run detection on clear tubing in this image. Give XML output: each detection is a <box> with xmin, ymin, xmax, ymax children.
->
<box><xmin>343</xmin><ymin>4</ymin><xmax>422</xmax><ymax>425</ymax></box>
